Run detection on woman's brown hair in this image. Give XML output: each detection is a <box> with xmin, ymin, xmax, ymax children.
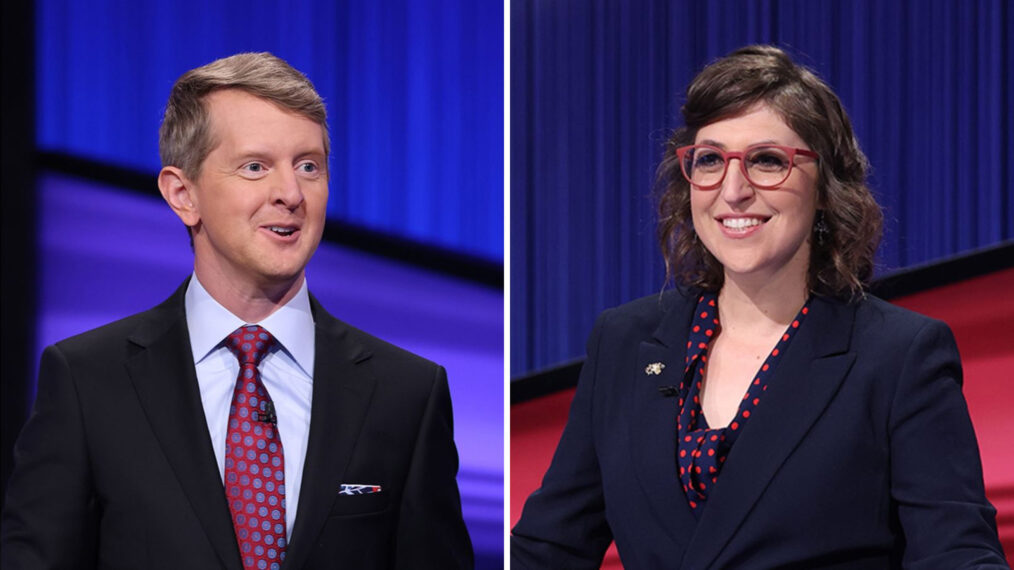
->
<box><xmin>656</xmin><ymin>45</ymin><xmax>882</xmax><ymax>300</ymax></box>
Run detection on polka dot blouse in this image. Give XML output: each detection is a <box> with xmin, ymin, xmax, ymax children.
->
<box><xmin>677</xmin><ymin>293</ymin><xmax>811</xmax><ymax>517</ymax></box>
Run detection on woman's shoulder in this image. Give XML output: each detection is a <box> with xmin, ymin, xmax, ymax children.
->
<box><xmin>809</xmin><ymin>294</ymin><xmax>959</xmax><ymax>364</ymax></box>
<box><xmin>596</xmin><ymin>290</ymin><xmax>956</xmax><ymax>350</ymax></box>
<box><xmin>846</xmin><ymin>293</ymin><xmax>953</xmax><ymax>340</ymax></box>
<box><xmin>594</xmin><ymin>288</ymin><xmax>697</xmax><ymax>336</ymax></box>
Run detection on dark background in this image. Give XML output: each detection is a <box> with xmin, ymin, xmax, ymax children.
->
<box><xmin>511</xmin><ymin>0</ymin><xmax>1013</xmax><ymax>376</ymax></box>
<box><xmin>2</xmin><ymin>0</ymin><xmax>504</xmax><ymax>565</ymax></box>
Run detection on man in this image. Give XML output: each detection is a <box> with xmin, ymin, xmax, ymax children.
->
<box><xmin>1</xmin><ymin>52</ymin><xmax>473</xmax><ymax>569</ymax></box>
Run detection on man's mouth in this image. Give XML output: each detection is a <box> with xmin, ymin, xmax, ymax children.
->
<box><xmin>266</xmin><ymin>226</ymin><xmax>297</xmax><ymax>237</ymax></box>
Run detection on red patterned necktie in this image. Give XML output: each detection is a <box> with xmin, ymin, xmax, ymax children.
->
<box><xmin>224</xmin><ymin>325</ymin><xmax>287</xmax><ymax>570</ymax></box>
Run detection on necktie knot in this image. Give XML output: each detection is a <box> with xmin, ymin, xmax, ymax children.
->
<box><xmin>226</xmin><ymin>325</ymin><xmax>276</xmax><ymax>367</ymax></box>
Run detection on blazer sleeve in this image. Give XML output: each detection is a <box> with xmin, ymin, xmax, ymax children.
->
<box><xmin>511</xmin><ymin>310</ymin><xmax>614</xmax><ymax>569</ymax></box>
<box><xmin>1</xmin><ymin>344</ymin><xmax>99</xmax><ymax>569</ymax></box>
<box><xmin>888</xmin><ymin>320</ymin><xmax>1008</xmax><ymax>567</ymax></box>
<box><xmin>393</xmin><ymin>365</ymin><xmax>474</xmax><ymax>569</ymax></box>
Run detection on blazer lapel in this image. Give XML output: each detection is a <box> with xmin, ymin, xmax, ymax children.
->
<box><xmin>126</xmin><ymin>282</ymin><xmax>243</xmax><ymax>570</ymax></box>
<box><xmin>680</xmin><ymin>296</ymin><xmax>858</xmax><ymax>570</ymax></box>
<box><xmin>283</xmin><ymin>296</ymin><xmax>377</xmax><ymax>570</ymax></box>
<box><xmin>629</xmin><ymin>291</ymin><xmax>698</xmax><ymax>550</ymax></box>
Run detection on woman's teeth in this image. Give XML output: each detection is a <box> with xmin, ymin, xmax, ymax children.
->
<box><xmin>722</xmin><ymin>218</ymin><xmax>763</xmax><ymax>229</ymax></box>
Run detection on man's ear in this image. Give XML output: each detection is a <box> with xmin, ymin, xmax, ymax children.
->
<box><xmin>158</xmin><ymin>166</ymin><xmax>200</xmax><ymax>227</ymax></box>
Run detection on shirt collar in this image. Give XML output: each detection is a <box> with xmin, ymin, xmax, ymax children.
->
<box><xmin>684</xmin><ymin>292</ymin><xmax>719</xmax><ymax>371</ymax></box>
<box><xmin>184</xmin><ymin>273</ymin><xmax>316</xmax><ymax>377</ymax></box>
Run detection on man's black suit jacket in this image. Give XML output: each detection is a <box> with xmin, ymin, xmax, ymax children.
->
<box><xmin>512</xmin><ymin>289</ymin><xmax>1006</xmax><ymax>569</ymax></box>
<box><xmin>2</xmin><ymin>280</ymin><xmax>474</xmax><ymax>569</ymax></box>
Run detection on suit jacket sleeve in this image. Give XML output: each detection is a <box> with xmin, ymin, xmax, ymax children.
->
<box><xmin>510</xmin><ymin>310</ymin><xmax>614</xmax><ymax>569</ymax></box>
<box><xmin>394</xmin><ymin>365</ymin><xmax>474</xmax><ymax>569</ymax></box>
<box><xmin>1</xmin><ymin>344</ymin><xmax>99</xmax><ymax>569</ymax></box>
<box><xmin>889</xmin><ymin>320</ymin><xmax>1008</xmax><ymax>567</ymax></box>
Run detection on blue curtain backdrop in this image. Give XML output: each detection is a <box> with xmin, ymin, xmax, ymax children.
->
<box><xmin>37</xmin><ymin>0</ymin><xmax>503</xmax><ymax>261</ymax></box>
<box><xmin>33</xmin><ymin>1</ymin><xmax>504</xmax><ymax>564</ymax></box>
<box><xmin>511</xmin><ymin>0</ymin><xmax>1013</xmax><ymax>376</ymax></box>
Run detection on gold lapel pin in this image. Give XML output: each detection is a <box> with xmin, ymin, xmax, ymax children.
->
<box><xmin>645</xmin><ymin>362</ymin><xmax>666</xmax><ymax>375</ymax></box>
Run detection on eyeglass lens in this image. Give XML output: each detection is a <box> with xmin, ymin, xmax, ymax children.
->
<box><xmin>683</xmin><ymin>146</ymin><xmax>794</xmax><ymax>188</ymax></box>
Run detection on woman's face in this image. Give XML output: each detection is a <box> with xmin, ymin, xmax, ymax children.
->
<box><xmin>690</xmin><ymin>104</ymin><xmax>820</xmax><ymax>288</ymax></box>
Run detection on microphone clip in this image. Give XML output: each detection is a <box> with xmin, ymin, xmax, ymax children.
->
<box><xmin>657</xmin><ymin>385</ymin><xmax>680</xmax><ymax>398</ymax></box>
<box><xmin>253</xmin><ymin>401</ymin><xmax>277</xmax><ymax>424</ymax></box>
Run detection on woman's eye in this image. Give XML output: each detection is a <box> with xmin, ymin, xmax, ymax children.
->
<box><xmin>748</xmin><ymin>150</ymin><xmax>789</xmax><ymax>171</ymax></box>
<box><xmin>693</xmin><ymin>152</ymin><xmax>724</xmax><ymax>170</ymax></box>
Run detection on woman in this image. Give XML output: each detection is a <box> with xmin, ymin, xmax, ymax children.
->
<box><xmin>511</xmin><ymin>45</ymin><xmax>1007</xmax><ymax>569</ymax></box>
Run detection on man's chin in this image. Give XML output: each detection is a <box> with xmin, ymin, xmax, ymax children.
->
<box><xmin>238</xmin><ymin>258</ymin><xmax>304</xmax><ymax>289</ymax></box>
<box><xmin>257</xmin><ymin>268</ymin><xmax>306</xmax><ymax>288</ymax></box>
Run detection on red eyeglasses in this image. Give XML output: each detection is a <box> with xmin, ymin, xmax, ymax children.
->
<box><xmin>675</xmin><ymin>144</ymin><xmax>819</xmax><ymax>190</ymax></box>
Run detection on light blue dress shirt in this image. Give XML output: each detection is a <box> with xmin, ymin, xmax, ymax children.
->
<box><xmin>184</xmin><ymin>274</ymin><xmax>315</xmax><ymax>541</ymax></box>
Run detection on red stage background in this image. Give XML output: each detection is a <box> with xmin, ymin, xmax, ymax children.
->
<box><xmin>511</xmin><ymin>268</ymin><xmax>1014</xmax><ymax>567</ymax></box>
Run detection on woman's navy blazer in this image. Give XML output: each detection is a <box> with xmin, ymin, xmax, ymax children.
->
<box><xmin>512</xmin><ymin>289</ymin><xmax>1007</xmax><ymax>569</ymax></box>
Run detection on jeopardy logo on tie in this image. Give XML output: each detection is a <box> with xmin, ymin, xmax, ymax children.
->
<box><xmin>339</xmin><ymin>484</ymin><xmax>383</xmax><ymax>496</ymax></box>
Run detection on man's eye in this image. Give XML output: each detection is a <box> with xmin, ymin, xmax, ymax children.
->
<box><xmin>244</xmin><ymin>163</ymin><xmax>266</xmax><ymax>173</ymax></box>
<box><xmin>298</xmin><ymin>162</ymin><xmax>319</xmax><ymax>173</ymax></box>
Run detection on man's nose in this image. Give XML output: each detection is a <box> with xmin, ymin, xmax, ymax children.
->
<box><xmin>271</xmin><ymin>168</ymin><xmax>305</xmax><ymax>209</ymax></box>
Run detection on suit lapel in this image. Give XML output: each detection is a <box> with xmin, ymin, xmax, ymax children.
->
<box><xmin>126</xmin><ymin>281</ymin><xmax>243</xmax><ymax>570</ymax></box>
<box><xmin>629</xmin><ymin>291</ymin><xmax>698</xmax><ymax>550</ymax></box>
<box><xmin>283</xmin><ymin>296</ymin><xmax>377</xmax><ymax>570</ymax></box>
<box><xmin>680</xmin><ymin>296</ymin><xmax>858</xmax><ymax>570</ymax></box>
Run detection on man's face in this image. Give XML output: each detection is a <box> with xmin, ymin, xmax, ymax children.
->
<box><xmin>186</xmin><ymin>89</ymin><xmax>328</xmax><ymax>292</ymax></box>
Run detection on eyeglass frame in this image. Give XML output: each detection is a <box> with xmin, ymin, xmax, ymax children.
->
<box><xmin>675</xmin><ymin>144</ymin><xmax>820</xmax><ymax>190</ymax></box>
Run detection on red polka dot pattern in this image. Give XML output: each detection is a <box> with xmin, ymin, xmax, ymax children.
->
<box><xmin>676</xmin><ymin>293</ymin><xmax>811</xmax><ymax>518</ymax></box>
<box><xmin>224</xmin><ymin>325</ymin><xmax>286</xmax><ymax>570</ymax></box>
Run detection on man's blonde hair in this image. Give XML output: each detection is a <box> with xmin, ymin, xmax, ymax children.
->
<box><xmin>159</xmin><ymin>52</ymin><xmax>329</xmax><ymax>178</ymax></box>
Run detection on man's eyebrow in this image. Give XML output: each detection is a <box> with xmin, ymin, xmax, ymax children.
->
<box><xmin>230</xmin><ymin>147</ymin><xmax>326</xmax><ymax>160</ymax></box>
<box><xmin>294</xmin><ymin>148</ymin><xmax>326</xmax><ymax>159</ymax></box>
<box><xmin>230</xmin><ymin>147</ymin><xmax>271</xmax><ymax>159</ymax></box>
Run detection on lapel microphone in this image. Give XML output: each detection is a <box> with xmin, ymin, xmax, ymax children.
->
<box><xmin>658</xmin><ymin>385</ymin><xmax>680</xmax><ymax>397</ymax></box>
<box><xmin>254</xmin><ymin>401</ymin><xmax>277</xmax><ymax>425</ymax></box>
